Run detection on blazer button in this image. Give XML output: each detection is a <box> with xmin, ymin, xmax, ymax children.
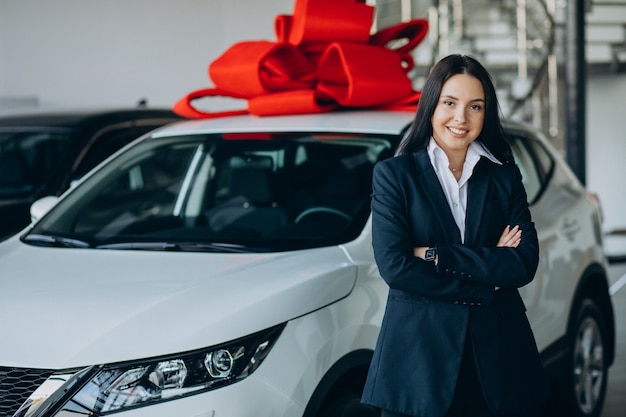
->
<box><xmin>467</xmin><ymin>275</ymin><xmax>472</xmax><ymax>279</ymax></box>
<box><xmin>462</xmin><ymin>302</ymin><xmax>468</xmax><ymax>305</ymax></box>
<box><xmin>454</xmin><ymin>301</ymin><xmax>459</xmax><ymax>304</ymax></box>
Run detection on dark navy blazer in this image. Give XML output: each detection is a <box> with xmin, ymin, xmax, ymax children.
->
<box><xmin>361</xmin><ymin>151</ymin><xmax>550</xmax><ymax>417</ymax></box>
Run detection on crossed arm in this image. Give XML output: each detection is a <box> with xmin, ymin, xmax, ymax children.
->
<box><xmin>413</xmin><ymin>225</ymin><xmax>522</xmax><ymax>290</ymax></box>
<box><xmin>413</xmin><ymin>224</ymin><xmax>522</xmax><ymax>260</ymax></box>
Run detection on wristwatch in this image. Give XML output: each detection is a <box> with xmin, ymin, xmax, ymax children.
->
<box><xmin>424</xmin><ymin>247</ymin><xmax>437</xmax><ymax>262</ymax></box>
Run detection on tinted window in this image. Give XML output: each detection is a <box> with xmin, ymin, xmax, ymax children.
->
<box><xmin>0</xmin><ymin>130</ymin><xmax>70</xmax><ymax>197</ymax></box>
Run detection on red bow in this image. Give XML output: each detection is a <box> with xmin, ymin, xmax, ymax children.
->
<box><xmin>173</xmin><ymin>0</ymin><xmax>428</xmax><ymax>119</ymax></box>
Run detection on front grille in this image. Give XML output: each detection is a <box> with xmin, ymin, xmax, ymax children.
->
<box><xmin>0</xmin><ymin>367</ymin><xmax>54</xmax><ymax>417</ymax></box>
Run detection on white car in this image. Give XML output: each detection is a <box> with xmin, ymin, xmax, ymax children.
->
<box><xmin>0</xmin><ymin>110</ymin><xmax>614</xmax><ymax>417</ymax></box>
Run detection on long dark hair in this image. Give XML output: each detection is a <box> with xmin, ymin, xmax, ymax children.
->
<box><xmin>396</xmin><ymin>54</ymin><xmax>512</xmax><ymax>163</ymax></box>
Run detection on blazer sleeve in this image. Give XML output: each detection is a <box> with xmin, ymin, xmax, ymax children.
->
<box><xmin>371</xmin><ymin>159</ymin><xmax>496</xmax><ymax>306</ymax></box>
<box><xmin>435</xmin><ymin>164</ymin><xmax>540</xmax><ymax>289</ymax></box>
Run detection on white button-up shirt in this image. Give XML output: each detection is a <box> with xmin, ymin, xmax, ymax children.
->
<box><xmin>427</xmin><ymin>138</ymin><xmax>501</xmax><ymax>242</ymax></box>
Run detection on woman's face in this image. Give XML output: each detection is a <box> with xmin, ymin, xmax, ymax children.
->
<box><xmin>431</xmin><ymin>73</ymin><xmax>485</xmax><ymax>157</ymax></box>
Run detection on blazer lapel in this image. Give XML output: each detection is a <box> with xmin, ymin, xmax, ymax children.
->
<box><xmin>412</xmin><ymin>152</ymin><xmax>462</xmax><ymax>244</ymax></box>
<box><xmin>464</xmin><ymin>158</ymin><xmax>491</xmax><ymax>245</ymax></box>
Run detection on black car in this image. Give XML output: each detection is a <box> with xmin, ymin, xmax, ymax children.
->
<box><xmin>0</xmin><ymin>108</ymin><xmax>183</xmax><ymax>239</ymax></box>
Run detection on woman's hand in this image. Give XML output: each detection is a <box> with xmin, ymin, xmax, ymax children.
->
<box><xmin>497</xmin><ymin>225</ymin><xmax>521</xmax><ymax>248</ymax></box>
<box><xmin>494</xmin><ymin>225</ymin><xmax>522</xmax><ymax>291</ymax></box>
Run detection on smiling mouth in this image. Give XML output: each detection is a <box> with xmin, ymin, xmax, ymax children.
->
<box><xmin>448</xmin><ymin>127</ymin><xmax>468</xmax><ymax>135</ymax></box>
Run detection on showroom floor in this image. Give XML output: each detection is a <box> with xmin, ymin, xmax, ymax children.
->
<box><xmin>601</xmin><ymin>261</ymin><xmax>626</xmax><ymax>416</ymax></box>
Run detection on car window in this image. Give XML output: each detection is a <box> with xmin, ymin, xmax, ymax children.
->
<box><xmin>507</xmin><ymin>132</ymin><xmax>554</xmax><ymax>204</ymax></box>
<box><xmin>29</xmin><ymin>133</ymin><xmax>395</xmax><ymax>252</ymax></box>
<box><xmin>73</xmin><ymin>125</ymin><xmax>165</xmax><ymax>180</ymax></box>
<box><xmin>0</xmin><ymin>130</ymin><xmax>70</xmax><ymax>197</ymax></box>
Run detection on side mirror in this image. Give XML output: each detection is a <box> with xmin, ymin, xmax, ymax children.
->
<box><xmin>30</xmin><ymin>196</ymin><xmax>59</xmax><ymax>223</ymax></box>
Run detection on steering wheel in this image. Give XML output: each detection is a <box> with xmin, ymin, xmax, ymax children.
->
<box><xmin>295</xmin><ymin>206</ymin><xmax>353</xmax><ymax>224</ymax></box>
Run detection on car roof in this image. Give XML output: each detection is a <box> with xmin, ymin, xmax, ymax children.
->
<box><xmin>0</xmin><ymin>108</ymin><xmax>182</xmax><ymax>130</ymax></box>
<box><xmin>152</xmin><ymin>110</ymin><xmax>417</xmax><ymax>137</ymax></box>
<box><xmin>151</xmin><ymin>109</ymin><xmax>541</xmax><ymax>139</ymax></box>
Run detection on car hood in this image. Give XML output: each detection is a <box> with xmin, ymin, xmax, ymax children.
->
<box><xmin>0</xmin><ymin>238</ymin><xmax>357</xmax><ymax>369</ymax></box>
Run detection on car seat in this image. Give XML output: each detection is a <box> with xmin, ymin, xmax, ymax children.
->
<box><xmin>206</xmin><ymin>155</ymin><xmax>288</xmax><ymax>237</ymax></box>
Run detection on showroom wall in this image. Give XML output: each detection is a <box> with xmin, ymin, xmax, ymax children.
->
<box><xmin>0</xmin><ymin>0</ymin><xmax>625</xmax><ymax>234</ymax></box>
<box><xmin>587</xmin><ymin>74</ymin><xmax>626</xmax><ymax>234</ymax></box>
<box><xmin>0</xmin><ymin>0</ymin><xmax>293</xmax><ymax>110</ymax></box>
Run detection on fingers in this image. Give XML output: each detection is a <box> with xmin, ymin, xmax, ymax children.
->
<box><xmin>497</xmin><ymin>225</ymin><xmax>511</xmax><ymax>243</ymax></box>
<box><xmin>497</xmin><ymin>225</ymin><xmax>522</xmax><ymax>248</ymax></box>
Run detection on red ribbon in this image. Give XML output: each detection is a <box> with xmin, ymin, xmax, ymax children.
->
<box><xmin>173</xmin><ymin>0</ymin><xmax>428</xmax><ymax>119</ymax></box>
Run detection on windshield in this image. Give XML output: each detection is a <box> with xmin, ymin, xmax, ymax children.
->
<box><xmin>0</xmin><ymin>129</ymin><xmax>71</xmax><ymax>197</ymax></box>
<box><xmin>27</xmin><ymin>132</ymin><xmax>396</xmax><ymax>252</ymax></box>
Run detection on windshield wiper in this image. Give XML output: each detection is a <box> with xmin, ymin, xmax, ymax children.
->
<box><xmin>94</xmin><ymin>241</ymin><xmax>256</xmax><ymax>253</ymax></box>
<box><xmin>24</xmin><ymin>234</ymin><xmax>91</xmax><ymax>248</ymax></box>
<box><xmin>175</xmin><ymin>242</ymin><xmax>249</xmax><ymax>252</ymax></box>
<box><xmin>95</xmin><ymin>241</ymin><xmax>180</xmax><ymax>251</ymax></box>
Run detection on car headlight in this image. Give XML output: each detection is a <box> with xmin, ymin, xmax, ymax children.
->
<box><xmin>16</xmin><ymin>324</ymin><xmax>284</xmax><ymax>417</ymax></box>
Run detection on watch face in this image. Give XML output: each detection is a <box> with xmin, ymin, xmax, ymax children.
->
<box><xmin>425</xmin><ymin>248</ymin><xmax>436</xmax><ymax>261</ymax></box>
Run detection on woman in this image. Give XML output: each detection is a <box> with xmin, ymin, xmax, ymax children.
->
<box><xmin>361</xmin><ymin>55</ymin><xmax>550</xmax><ymax>417</ymax></box>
